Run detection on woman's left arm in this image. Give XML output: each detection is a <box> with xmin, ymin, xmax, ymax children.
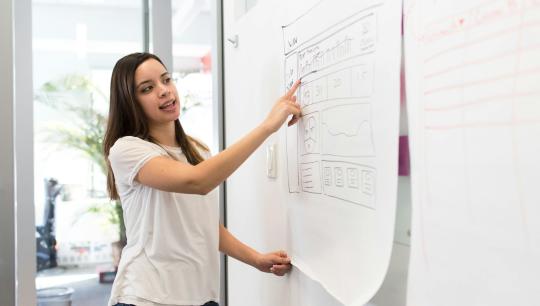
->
<box><xmin>219</xmin><ymin>224</ymin><xmax>292</xmax><ymax>276</ymax></box>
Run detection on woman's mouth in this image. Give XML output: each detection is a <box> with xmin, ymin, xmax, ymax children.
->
<box><xmin>159</xmin><ymin>99</ymin><xmax>176</xmax><ymax>111</ymax></box>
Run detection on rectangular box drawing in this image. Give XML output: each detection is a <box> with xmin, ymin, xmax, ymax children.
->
<box><xmin>300</xmin><ymin>161</ymin><xmax>322</xmax><ymax>194</ymax></box>
<box><xmin>327</xmin><ymin>68</ymin><xmax>352</xmax><ymax>100</ymax></box>
<box><xmin>347</xmin><ymin>167</ymin><xmax>359</xmax><ymax>189</ymax></box>
<box><xmin>323</xmin><ymin>166</ymin><xmax>333</xmax><ymax>187</ymax></box>
<box><xmin>300</xmin><ymin>82</ymin><xmax>314</xmax><ymax>107</ymax></box>
<box><xmin>322</xmin><ymin>160</ymin><xmax>376</xmax><ymax>208</ymax></box>
<box><xmin>351</xmin><ymin>64</ymin><xmax>374</xmax><ymax>97</ymax></box>
<box><xmin>295</xmin><ymin>13</ymin><xmax>377</xmax><ymax>77</ymax></box>
<box><xmin>284</xmin><ymin>53</ymin><xmax>299</xmax><ymax>92</ymax></box>
<box><xmin>286</xmin><ymin>125</ymin><xmax>300</xmax><ymax>193</ymax></box>
<box><xmin>281</xmin><ymin>1</ymin><xmax>383</xmax><ymax>55</ymax></box>
<box><xmin>298</xmin><ymin>111</ymin><xmax>320</xmax><ymax>155</ymax></box>
<box><xmin>298</xmin><ymin>61</ymin><xmax>373</xmax><ymax>107</ymax></box>
<box><xmin>334</xmin><ymin>166</ymin><xmax>345</xmax><ymax>187</ymax></box>
<box><xmin>298</xmin><ymin>62</ymin><xmax>374</xmax><ymax>107</ymax></box>
<box><xmin>321</xmin><ymin>103</ymin><xmax>375</xmax><ymax>157</ymax></box>
<box><xmin>361</xmin><ymin>169</ymin><xmax>374</xmax><ymax>195</ymax></box>
<box><xmin>310</xmin><ymin>77</ymin><xmax>328</xmax><ymax>104</ymax></box>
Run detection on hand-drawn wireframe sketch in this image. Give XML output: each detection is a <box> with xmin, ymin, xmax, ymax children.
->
<box><xmin>299</xmin><ymin>61</ymin><xmax>374</xmax><ymax>107</ymax></box>
<box><xmin>286</xmin><ymin>124</ymin><xmax>300</xmax><ymax>193</ymax></box>
<box><xmin>322</xmin><ymin>160</ymin><xmax>376</xmax><ymax>207</ymax></box>
<box><xmin>285</xmin><ymin>8</ymin><xmax>378</xmax><ymax>206</ymax></box>
<box><xmin>299</xmin><ymin>111</ymin><xmax>320</xmax><ymax>155</ymax></box>
<box><xmin>301</xmin><ymin>161</ymin><xmax>322</xmax><ymax>194</ymax></box>
<box><xmin>282</xmin><ymin>1</ymin><xmax>400</xmax><ymax>305</ymax></box>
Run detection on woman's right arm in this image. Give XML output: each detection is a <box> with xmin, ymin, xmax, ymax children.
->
<box><xmin>136</xmin><ymin>80</ymin><xmax>302</xmax><ymax>195</ymax></box>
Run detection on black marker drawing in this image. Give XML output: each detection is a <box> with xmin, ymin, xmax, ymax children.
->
<box><xmin>284</xmin><ymin>6</ymin><xmax>380</xmax><ymax>209</ymax></box>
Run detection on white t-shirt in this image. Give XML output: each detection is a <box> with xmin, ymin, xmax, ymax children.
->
<box><xmin>107</xmin><ymin>136</ymin><xmax>220</xmax><ymax>306</ymax></box>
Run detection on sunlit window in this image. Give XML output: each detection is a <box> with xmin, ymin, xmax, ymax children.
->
<box><xmin>33</xmin><ymin>0</ymin><xmax>143</xmax><ymax>304</ymax></box>
<box><xmin>172</xmin><ymin>0</ymin><xmax>215</xmax><ymax>151</ymax></box>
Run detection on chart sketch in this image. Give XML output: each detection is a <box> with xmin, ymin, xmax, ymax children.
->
<box><xmin>321</xmin><ymin>103</ymin><xmax>375</xmax><ymax>158</ymax></box>
<box><xmin>284</xmin><ymin>6</ymin><xmax>379</xmax><ymax>209</ymax></box>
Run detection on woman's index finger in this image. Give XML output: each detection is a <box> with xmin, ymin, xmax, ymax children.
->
<box><xmin>285</xmin><ymin>79</ymin><xmax>301</xmax><ymax>97</ymax></box>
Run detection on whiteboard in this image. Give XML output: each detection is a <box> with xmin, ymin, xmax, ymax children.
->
<box><xmin>404</xmin><ymin>0</ymin><xmax>540</xmax><ymax>305</ymax></box>
<box><xmin>223</xmin><ymin>0</ymin><xmax>401</xmax><ymax>305</ymax></box>
<box><xmin>282</xmin><ymin>0</ymin><xmax>401</xmax><ymax>304</ymax></box>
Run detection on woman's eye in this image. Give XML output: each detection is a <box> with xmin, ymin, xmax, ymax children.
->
<box><xmin>142</xmin><ymin>86</ymin><xmax>153</xmax><ymax>93</ymax></box>
<box><xmin>164</xmin><ymin>77</ymin><xmax>171</xmax><ymax>84</ymax></box>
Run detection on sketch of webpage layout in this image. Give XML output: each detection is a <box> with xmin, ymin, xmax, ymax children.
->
<box><xmin>284</xmin><ymin>2</ymin><xmax>383</xmax><ymax>209</ymax></box>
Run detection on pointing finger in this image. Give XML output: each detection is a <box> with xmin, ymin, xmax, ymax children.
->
<box><xmin>285</xmin><ymin>79</ymin><xmax>301</xmax><ymax>98</ymax></box>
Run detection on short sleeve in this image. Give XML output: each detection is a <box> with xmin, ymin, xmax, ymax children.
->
<box><xmin>108</xmin><ymin>136</ymin><xmax>165</xmax><ymax>188</ymax></box>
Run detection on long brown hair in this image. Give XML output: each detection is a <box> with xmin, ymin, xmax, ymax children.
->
<box><xmin>103</xmin><ymin>52</ymin><xmax>207</xmax><ymax>200</ymax></box>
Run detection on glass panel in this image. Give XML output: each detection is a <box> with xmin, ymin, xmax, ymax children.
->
<box><xmin>32</xmin><ymin>0</ymin><xmax>143</xmax><ymax>304</ymax></box>
<box><xmin>235</xmin><ymin>0</ymin><xmax>259</xmax><ymax>19</ymax></box>
<box><xmin>171</xmin><ymin>0</ymin><xmax>215</xmax><ymax>151</ymax></box>
<box><xmin>246</xmin><ymin>0</ymin><xmax>259</xmax><ymax>11</ymax></box>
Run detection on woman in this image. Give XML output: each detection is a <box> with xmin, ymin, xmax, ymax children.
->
<box><xmin>103</xmin><ymin>52</ymin><xmax>301</xmax><ymax>306</ymax></box>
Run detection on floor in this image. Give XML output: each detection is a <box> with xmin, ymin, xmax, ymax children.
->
<box><xmin>37</xmin><ymin>265</ymin><xmax>113</xmax><ymax>306</ymax></box>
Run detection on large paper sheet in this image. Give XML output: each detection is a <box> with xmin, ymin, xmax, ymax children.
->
<box><xmin>405</xmin><ymin>1</ymin><xmax>540</xmax><ymax>305</ymax></box>
<box><xmin>283</xmin><ymin>0</ymin><xmax>402</xmax><ymax>304</ymax></box>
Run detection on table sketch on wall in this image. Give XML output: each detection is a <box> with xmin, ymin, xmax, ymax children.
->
<box><xmin>282</xmin><ymin>0</ymin><xmax>401</xmax><ymax>304</ymax></box>
<box><xmin>405</xmin><ymin>0</ymin><xmax>540</xmax><ymax>305</ymax></box>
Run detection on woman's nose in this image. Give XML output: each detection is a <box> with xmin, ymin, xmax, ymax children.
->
<box><xmin>158</xmin><ymin>83</ymin><xmax>170</xmax><ymax>97</ymax></box>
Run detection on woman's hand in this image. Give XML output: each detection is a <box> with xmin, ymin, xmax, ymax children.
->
<box><xmin>262</xmin><ymin>80</ymin><xmax>302</xmax><ymax>133</ymax></box>
<box><xmin>255</xmin><ymin>250</ymin><xmax>292</xmax><ymax>276</ymax></box>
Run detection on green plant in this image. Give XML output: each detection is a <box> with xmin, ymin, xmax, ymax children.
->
<box><xmin>35</xmin><ymin>74</ymin><xmax>126</xmax><ymax>246</ymax></box>
<box><xmin>36</xmin><ymin>73</ymin><xmax>205</xmax><ymax>251</ymax></box>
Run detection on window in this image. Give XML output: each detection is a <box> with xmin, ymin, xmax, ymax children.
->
<box><xmin>171</xmin><ymin>0</ymin><xmax>216</xmax><ymax>150</ymax></box>
<box><xmin>33</xmin><ymin>0</ymin><xmax>143</xmax><ymax>304</ymax></box>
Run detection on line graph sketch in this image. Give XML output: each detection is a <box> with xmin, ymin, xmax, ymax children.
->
<box><xmin>321</xmin><ymin>103</ymin><xmax>375</xmax><ymax>157</ymax></box>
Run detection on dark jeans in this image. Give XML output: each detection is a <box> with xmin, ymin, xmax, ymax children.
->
<box><xmin>114</xmin><ymin>302</ymin><xmax>218</xmax><ymax>306</ymax></box>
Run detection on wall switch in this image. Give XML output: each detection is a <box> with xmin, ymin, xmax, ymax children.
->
<box><xmin>266</xmin><ymin>144</ymin><xmax>277</xmax><ymax>178</ymax></box>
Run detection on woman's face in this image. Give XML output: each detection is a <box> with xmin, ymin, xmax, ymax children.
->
<box><xmin>134</xmin><ymin>58</ymin><xmax>180</xmax><ymax>125</ymax></box>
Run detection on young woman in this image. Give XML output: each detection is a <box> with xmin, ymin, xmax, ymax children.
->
<box><xmin>103</xmin><ymin>52</ymin><xmax>301</xmax><ymax>306</ymax></box>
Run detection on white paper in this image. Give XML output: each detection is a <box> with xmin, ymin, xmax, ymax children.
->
<box><xmin>283</xmin><ymin>0</ymin><xmax>402</xmax><ymax>304</ymax></box>
<box><xmin>404</xmin><ymin>0</ymin><xmax>540</xmax><ymax>305</ymax></box>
